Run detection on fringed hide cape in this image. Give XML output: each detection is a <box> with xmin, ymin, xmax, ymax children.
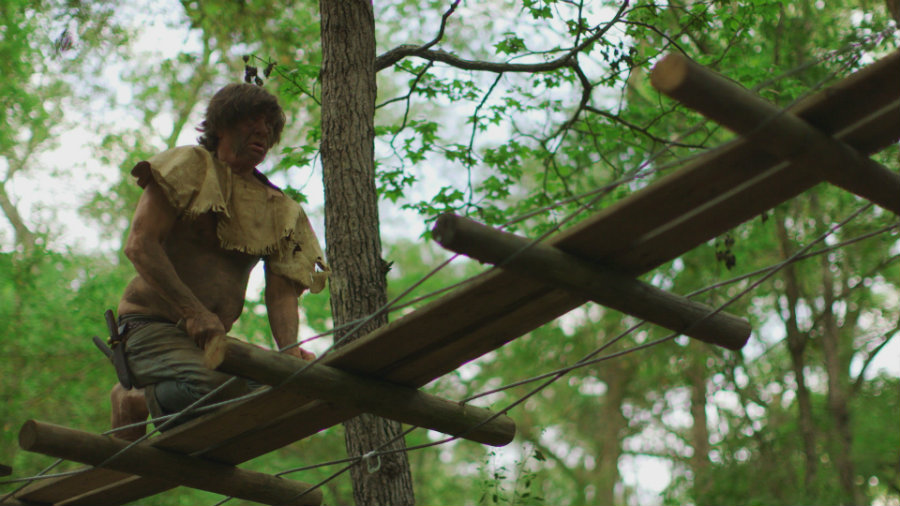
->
<box><xmin>131</xmin><ymin>146</ymin><xmax>329</xmax><ymax>293</ymax></box>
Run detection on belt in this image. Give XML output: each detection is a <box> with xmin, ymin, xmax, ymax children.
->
<box><xmin>99</xmin><ymin>314</ymin><xmax>174</xmax><ymax>390</ymax></box>
<box><xmin>117</xmin><ymin>314</ymin><xmax>175</xmax><ymax>338</ymax></box>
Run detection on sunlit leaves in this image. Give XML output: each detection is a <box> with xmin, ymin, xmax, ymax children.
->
<box><xmin>377</xmin><ymin>167</ymin><xmax>418</xmax><ymax>203</ymax></box>
<box><xmin>495</xmin><ymin>33</ymin><xmax>527</xmax><ymax>55</ymax></box>
<box><xmin>522</xmin><ymin>0</ymin><xmax>555</xmax><ymax>20</ymax></box>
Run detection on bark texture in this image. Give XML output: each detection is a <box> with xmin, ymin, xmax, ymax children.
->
<box><xmin>319</xmin><ymin>1</ymin><xmax>415</xmax><ymax>504</ymax></box>
<box><xmin>820</xmin><ymin>252</ymin><xmax>863</xmax><ymax>506</ymax></box>
<box><xmin>596</xmin><ymin>357</ymin><xmax>627</xmax><ymax>506</ymax></box>
<box><xmin>808</xmin><ymin>196</ymin><xmax>862</xmax><ymax>506</ymax></box>
<box><xmin>688</xmin><ymin>352</ymin><xmax>712</xmax><ymax>503</ymax></box>
<box><xmin>775</xmin><ymin>211</ymin><xmax>818</xmax><ymax>492</ymax></box>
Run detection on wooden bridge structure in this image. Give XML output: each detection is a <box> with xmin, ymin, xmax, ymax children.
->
<box><xmin>3</xmin><ymin>49</ymin><xmax>898</xmax><ymax>506</ymax></box>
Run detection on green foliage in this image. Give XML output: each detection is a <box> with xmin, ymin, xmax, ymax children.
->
<box><xmin>477</xmin><ymin>447</ymin><xmax>546</xmax><ymax>505</ymax></box>
<box><xmin>0</xmin><ymin>244</ymin><xmax>132</xmax><ymax>476</ymax></box>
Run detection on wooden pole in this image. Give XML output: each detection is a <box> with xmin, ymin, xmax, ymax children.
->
<box><xmin>18</xmin><ymin>420</ymin><xmax>322</xmax><ymax>506</ymax></box>
<box><xmin>432</xmin><ymin>214</ymin><xmax>751</xmax><ymax>350</ymax></box>
<box><xmin>651</xmin><ymin>53</ymin><xmax>900</xmax><ymax>215</ymax></box>
<box><xmin>217</xmin><ymin>339</ymin><xmax>516</xmax><ymax>447</ymax></box>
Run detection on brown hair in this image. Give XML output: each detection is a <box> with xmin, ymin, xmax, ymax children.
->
<box><xmin>197</xmin><ymin>84</ymin><xmax>286</xmax><ymax>152</ymax></box>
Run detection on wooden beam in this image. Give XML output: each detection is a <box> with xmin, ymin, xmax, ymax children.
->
<box><xmin>651</xmin><ymin>52</ymin><xmax>900</xmax><ymax>215</ymax></box>
<box><xmin>792</xmin><ymin>50</ymin><xmax>900</xmax><ymax>135</ymax></box>
<box><xmin>217</xmin><ymin>339</ymin><xmax>516</xmax><ymax>447</ymax></box>
<box><xmin>18</xmin><ymin>420</ymin><xmax>322</xmax><ymax>506</ymax></box>
<box><xmin>432</xmin><ymin>214</ymin><xmax>751</xmax><ymax>350</ymax></box>
<box><xmin>13</xmin><ymin>467</ymin><xmax>137</xmax><ymax>505</ymax></box>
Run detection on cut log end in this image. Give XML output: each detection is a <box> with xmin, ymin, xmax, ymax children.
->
<box><xmin>668</xmin><ymin>313</ymin><xmax>751</xmax><ymax>351</ymax></box>
<box><xmin>203</xmin><ymin>335</ymin><xmax>227</xmax><ymax>370</ymax></box>
<box><xmin>18</xmin><ymin>420</ymin><xmax>38</xmax><ymax>452</ymax></box>
<box><xmin>696</xmin><ymin>320</ymin><xmax>752</xmax><ymax>351</ymax></box>
<box><xmin>650</xmin><ymin>52</ymin><xmax>690</xmax><ymax>93</ymax></box>
<box><xmin>432</xmin><ymin>213</ymin><xmax>458</xmax><ymax>249</ymax></box>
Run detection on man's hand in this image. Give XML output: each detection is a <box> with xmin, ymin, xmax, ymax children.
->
<box><xmin>185</xmin><ymin>310</ymin><xmax>226</xmax><ymax>349</ymax></box>
<box><xmin>284</xmin><ymin>346</ymin><xmax>316</xmax><ymax>361</ymax></box>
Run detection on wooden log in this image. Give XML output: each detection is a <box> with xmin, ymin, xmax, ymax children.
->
<box><xmin>217</xmin><ymin>339</ymin><xmax>516</xmax><ymax>447</ymax></box>
<box><xmin>64</xmin><ymin>475</ymin><xmax>168</xmax><ymax>506</ymax></box>
<box><xmin>17</xmin><ymin>420</ymin><xmax>322</xmax><ymax>506</ymax></box>
<box><xmin>432</xmin><ymin>214</ymin><xmax>751</xmax><ymax>350</ymax></box>
<box><xmin>203</xmin><ymin>334</ymin><xmax>228</xmax><ymax>370</ymax></box>
<box><xmin>838</xmin><ymin>99</ymin><xmax>900</xmax><ymax>155</ymax></box>
<box><xmin>12</xmin><ymin>467</ymin><xmax>136</xmax><ymax>505</ymax></box>
<box><xmin>793</xmin><ymin>50</ymin><xmax>899</xmax><ymax>135</ymax></box>
<box><xmin>651</xmin><ymin>52</ymin><xmax>900</xmax><ymax>215</ymax></box>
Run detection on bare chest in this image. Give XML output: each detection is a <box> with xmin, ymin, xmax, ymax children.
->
<box><xmin>165</xmin><ymin>214</ymin><xmax>260</xmax><ymax>284</ymax></box>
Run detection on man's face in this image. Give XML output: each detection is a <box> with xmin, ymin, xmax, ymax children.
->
<box><xmin>218</xmin><ymin>114</ymin><xmax>273</xmax><ymax>170</ymax></box>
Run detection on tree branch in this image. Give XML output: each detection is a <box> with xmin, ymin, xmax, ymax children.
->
<box><xmin>420</xmin><ymin>0</ymin><xmax>461</xmax><ymax>53</ymax></box>
<box><xmin>466</xmin><ymin>72</ymin><xmax>504</xmax><ymax>157</ymax></box>
<box><xmin>584</xmin><ymin>106</ymin><xmax>706</xmax><ymax>148</ymax></box>
<box><xmin>0</xmin><ymin>129</ymin><xmax>42</xmax><ymax>250</ymax></box>
<box><xmin>165</xmin><ymin>34</ymin><xmax>214</xmax><ymax>149</ymax></box>
<box><xmin>376</xmin><ymin>45</ymin><xmax>577</xmax><ymax>74</ymax></box>
<box><xmin>383</xmin><ymin>62</ymin><xmax>435</xmax><ymax>170</ymax></box>
<box><xmin>374</xmin><ymin>0</ymin><xmax>630</xmax><ymax>72</ymax></box>
<box><xmin>851</xmin><ymin>323</ymin><xmax>900</xmax><ymax>396</ymax></box>
<box><xmin>378</xmin><ymin>61</ymin><xmax>433</xmax><ymax>112</ymax></box>
<box><xmin>620</xmin><ymin>19</ymin><xmax>690</xmax><ymax>57</ymax></box>
<box><xmin>0</xmin><ymin>181</ymin><xmax>36</xmax><ymax>250</ymax></box>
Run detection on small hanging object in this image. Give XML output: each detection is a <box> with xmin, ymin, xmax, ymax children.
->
<box><xmin>244</xmin><ymin>65</ymin><xmax>258</xmax><ymax>84</ymax></box>
<box><xmin>53</xmin><ymin>28</ymin><xmax>73</xmax><ymax>55</ymax></box>
<box><xmin>363</xmin><ymin>451</ymin><xmax>382</xmax><ymax>474</ymax></box>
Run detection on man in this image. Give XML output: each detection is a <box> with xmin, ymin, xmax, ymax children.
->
<box><xmin>110</xmin><ymin>84</ymin><xmax>329</xmax><ymax>440</ymax></box>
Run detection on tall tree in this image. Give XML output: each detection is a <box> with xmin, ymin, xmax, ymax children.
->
<box><xmin>319</xmin><ymin>1</ymin><xmax>416</xmax><ymax>504</ymax></box>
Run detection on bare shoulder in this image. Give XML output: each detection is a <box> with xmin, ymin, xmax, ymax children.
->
<box><xmin>129</xmin><ymin>181</ymin><xmax>179</xmax><ymax>243</ymax></box>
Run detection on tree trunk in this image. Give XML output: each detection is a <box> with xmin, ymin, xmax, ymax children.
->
<box><xmin>319</xmin><ymin>1</ymin><xmax>415</xmax><ymax>504</ymax></box>
<box><xmin>595</xmin><ymin>355</ymin><xmax>628</xmax><ymax>506</ymax></box>
<box><xmin>687</xmin><ymin>350</ymin><xmax>712</xmax><ymax>504</ymax></box>
<box><xmin>775</xmin><ymin>210</ymin><xmax>818</xmax><ymax>493</ymax></box>
<box><xmin>819</xmin><ymin>249</ymin><xmax>863</xmax><ymax>506</ymax></box>
<box><xmin>0</xmin><ymin>176</ymin><xmax>36</xmax><ymax>253</ymax></box>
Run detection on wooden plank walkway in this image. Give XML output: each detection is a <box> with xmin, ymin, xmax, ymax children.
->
<box><xmin>9</xmin><ymin>50</ymin><xmax>899</xmax><ymax>506</ymax></box>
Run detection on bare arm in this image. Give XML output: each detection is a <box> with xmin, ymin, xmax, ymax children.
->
<box><xmin>124</xmin><ymin>181</ymin><xmax>224</xmax><ymax>347</ymax></box>
<box><xmin>264</xmin><ymin>267</ymin><xmax>314</xmax><ymax>360</ymax></box>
